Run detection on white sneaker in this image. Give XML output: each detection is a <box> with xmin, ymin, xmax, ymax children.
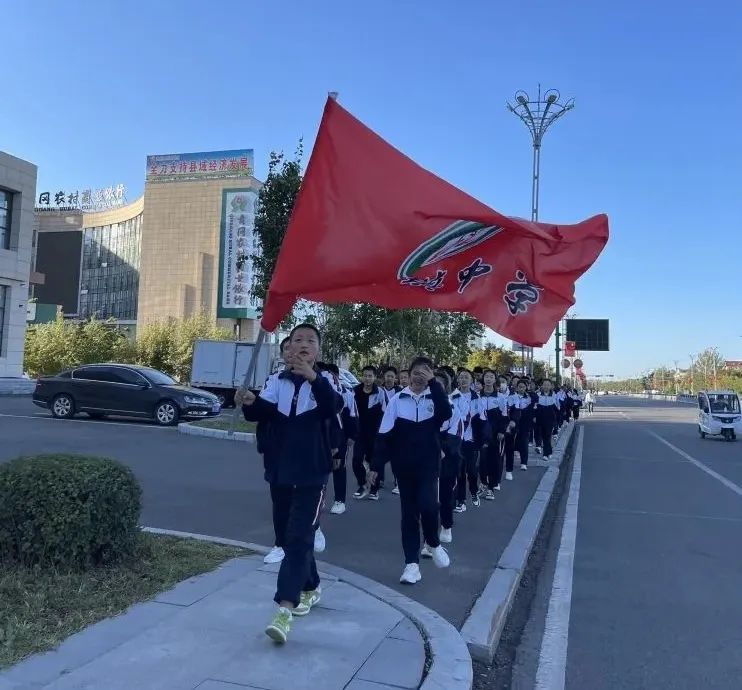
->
<box><xmin>494</xmin><ymin>484</ymin><xmax>501</xmax><ymax>491</ymax></box>
<box><xmin>544</xmin><ymin>455</ymin><xmax>552</xmax><ymax>461</ymax></box>
<box><xmin>314</xmin><ymin>527</ymin><xmax>326</xmax><ymax>553</ymax></box>
<box><xmin>505</xmin><ymin>471</ymin><xmax>513</xmax><ymax>481</ymax></box>
<box><xmin>420</xmin><ymin>543</ymin><xmax>434</xmax><ymax>559</ymax></box>
<box><xmin>535</xmin><ymin>447</ymin><xmax>542</xmax><ymax>455</ymax></box>
<box><xmin>329</xmin><ymin>501</ymin><xmax>346</xmax><ymax>515</ymax></box>
<box><xmin>431</xmin><ymin>545</ymin><xmax>450</xmax><ymax>568</ymax></box>
<box><xmin>484</xmin><ymin>489</ymin><xmax>495</xmax><ymax>500</ymax></box>
<box><xmin>440</xmin><ymin>527</ymin><xmax>452</xmax><ymax>543</ymax></box>
<box><xmin>521</xmin><ymin>464</ymin><xmax>528</xmax><ymax>471</ymax></box>
<box><xmin>353</xmin><ymin>486</ymin><xmax>369</xmax><ymax>499</ymax></box>
<box><xmin>392</xmin><ymin>485</ymin><xmax>400</xmax><ymax>495</ymax></box>
<box><xmin>263</xmin><ymin>546</ymin><xmax>285</xmax><ymax>564</ymax></box>
<box><xmin>454</xmin><ymin>502</ymin><xmax>467</xmax><ymax>513</ymax></box>
<box><xmin>400</xmin><ymin>563</ymin><xmax>422</xmax><ymax>584</ymax></box>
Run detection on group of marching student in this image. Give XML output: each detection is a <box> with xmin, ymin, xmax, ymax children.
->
<box><xmin>238</xmin><ymin>322</ymin><xmax>584</xmax><ymax>645</ymax></box>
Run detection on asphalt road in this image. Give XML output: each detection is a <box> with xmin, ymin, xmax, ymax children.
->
<box><xmin>0</xmin><ymin>395</ymin><xmax>544</xmax><ymax>628</ymax></box>
<box><xmin>506</xmin><ymin>396</ymin><xmax>742</xmax><ymax>690</ymax></box>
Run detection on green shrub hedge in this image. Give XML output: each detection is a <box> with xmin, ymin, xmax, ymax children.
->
<box><xmin>0</xmin><ymin>455</ymin><xmax>142</xmax><ymax>569</ymax></box>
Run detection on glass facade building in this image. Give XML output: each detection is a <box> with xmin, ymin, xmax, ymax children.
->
<box><xmin>79</xmin><ymin>214</ymin><xmax>142</xmax><ymax>321</ymax></box>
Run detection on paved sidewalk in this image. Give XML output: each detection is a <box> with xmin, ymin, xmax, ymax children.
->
<box><xmin>0</xmin><ymin>553</ymin><xmax>470</xmax><ymax>690</ymax></box>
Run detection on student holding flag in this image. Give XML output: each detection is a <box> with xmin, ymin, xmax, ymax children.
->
<box><xmin>241</xmin><ymin>324</ymin><xmax>342</xmax><ymax>644</ymax></box>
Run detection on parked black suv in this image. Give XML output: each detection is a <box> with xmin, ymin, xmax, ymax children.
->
<box><xmin>33</xmin><ymin>364</ymin><xmax>221</xmax><ymax>426</ymax></box>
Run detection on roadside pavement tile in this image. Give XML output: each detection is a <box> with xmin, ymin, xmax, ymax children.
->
<box><xmin>214</xmin><ymin>605</ymin><xmax>404</xmax><ymax>690</ymax></box>
<box><xmin>0</xmin><ymin>601</ymin><xmax>178</xmax><ymax>686</ymax></box>
<box><xmin>387</xmin><ymin>618</ymin><xmax>423</xmax><ymax>643</ymax></box>
<box><xmin>39</xmin><ymin>626</ymin><xmax>245</xmax><ymax>690</ymax></box>
<box><xmin>215</xmin><ymin>568</ymin><xmax>340</xmax><ymax>603</ymax></box>
<box><xmin>344</xmin><ymin>681</ymin><xmax>405</xmax><ymax>690</ymax></box>
<box><xmin>215</xmin><ymin>556</ymin><xmax>265</xmax><ymax>577</ymax></box>
<box><xmin>196</xmin><ymin>682</ymin><xmax>270</xmax><ymax>689</ymax></box>
<box><xmin>258</xmin><ymin>561</ymin><xmax>339</xmax><ymax>582</ymax></box>
<box><xmin>155</xmin><ymin>559</ymin><xmax>255</xmax><ymax>606</ymax></box>
<box><xmin>354</xmin><ymin>637</ymin><xmax>424</xmax><ymax>689</ymax></box>
<box><xmin>312</xmin><ymin>581</ymin><xmax>402</xmax><ymax>618</ymax></box>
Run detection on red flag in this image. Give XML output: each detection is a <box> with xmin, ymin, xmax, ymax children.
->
<box><xmin>261</xmin><ymin>98</ymin><xmax>608</xmax><ymax>347</ymax></box>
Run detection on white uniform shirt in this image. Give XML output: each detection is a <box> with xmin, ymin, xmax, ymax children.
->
<box><xmin>448</xmin><ymin>390</ymin><xmax>487</xmax><ymax>441</ymax></box>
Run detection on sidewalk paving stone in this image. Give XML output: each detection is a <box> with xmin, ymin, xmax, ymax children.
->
<box><xmin>354</xmin><ymin>636</ymin><xmax>424</xmax><ymax>688</ymax></box>
<box><xmin>0</xmin><ymin>554</ymin><xmax>435</xmax><ymax>690</ymax></box>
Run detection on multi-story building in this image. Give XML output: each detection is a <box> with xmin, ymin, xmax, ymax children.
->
<box><xmin>0</xmin><ymin>151</ymin><xmax>37</xmax><ymax>391</ymax></box>
<box><xmin>32</xmin><ymin>149</ymin><xmax>261</xmax><ymax>340</ymax></box>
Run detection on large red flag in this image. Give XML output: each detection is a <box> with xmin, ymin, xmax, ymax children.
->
<box><xmin>261</xmin><ymin>98</ymin><xmax>608</xmax><ymax>347</ymax></box>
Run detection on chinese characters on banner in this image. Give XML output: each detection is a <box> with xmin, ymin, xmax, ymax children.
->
<box><xmin>36</xmin><ymin>184</ymin><xmax>126</xmax><ymax>211</ymax></box>
<box><xmin>219</xmin><ymin>189</ymin><xmax>259</xmax><ymax>317</ymax></box>
<box><xmin>146</xmin><ymin>150</ymin><xmax>254</xmax><ymax>183</ymax></box>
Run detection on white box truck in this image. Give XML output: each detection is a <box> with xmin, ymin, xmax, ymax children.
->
<box><xmin>190</xmin><ymin>339</ymin><xmax>278</xmax><ymax>407</ymax></box>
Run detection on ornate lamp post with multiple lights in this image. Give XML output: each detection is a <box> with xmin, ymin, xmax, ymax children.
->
<box><xmin>507</xmin><ymin>85</ymin><xmax>574</xmax><ymax>383</ymax></box>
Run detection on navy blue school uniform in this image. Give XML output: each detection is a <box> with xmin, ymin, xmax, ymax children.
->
<box><xmin>480</xmin><ymin>389</ymin><xmax>511</xmax><ymax>490</ymax></box>
<box><xmin>450</xmin><ymin>389</ymin><xmax>487</xmax><ymax>504</ymax></box>
<box><xmin>352</xmin><ymin>383</ymin><xmax>386</xmax><ymax>491</ymax></box>
<box><xmin>331</xmin><ymin>386</ymin><xmax>359</xmax><ymax>504</ymax></box>
<box><xmin>374</xmin><ymin>380</ymin><xmax>451</xmax><ymax>564</ymax></box>
<box><xmin>439</xmin><ymin>397</ymin><xmax>463</xmax><ymax>531</ymax></box>
<box><xmin>510</xmin><ymin>392</ymin><xmax>533</xmax><ymax>468</ymax></box>
<box><xmin>252</xmin><ymin>372</ymin><xmax>285</xmax><ymax>550</ymax></box>
<box><xmin>528</xmin><ymin>389</ymin><xmax>540</xmax><ymax>446</ymax></box>
<box><xmin>377</xmin><ymin>385</ymin><xmax>402</xmax><ymax>486</ymax></box>
<box><xmin>569</xmin><ymin>391</ymin><xmax>583</xmax><ymax>420</ymax></box>
<box><xmin>535</xmin><ymin>392</ymin><xmax>559</xmax><ymax>457</ymax></box>
<box><xmin>243</xmin><ymin>369</ymin><xmax>342</xmax><ymax>607</ymax></box>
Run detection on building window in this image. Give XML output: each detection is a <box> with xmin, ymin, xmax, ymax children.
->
<box><xmin>0</xmin><ymin>189</ymin><xmax>12</xmax><ymax>250</ymax></box>
<box><xmin>78</xmin><ymin>214</ymin><xmax>141</xmax><ymax>322</ymax></box>
<box><xmin>0</xmin><ymin>285</ymin><xmax>7</xmax><ymax>352</ymax></box>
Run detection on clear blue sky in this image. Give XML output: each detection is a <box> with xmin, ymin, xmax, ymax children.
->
<box><xmin>4</xmin><ymin>0</ymin><xmax>742</xmax><ymax>377</ymax></box>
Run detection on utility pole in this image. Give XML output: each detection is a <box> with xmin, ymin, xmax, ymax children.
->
<box><xmin>507</xmin><ymin>85</ymin><xmax>574</xmax><ymax>385</ymax></box>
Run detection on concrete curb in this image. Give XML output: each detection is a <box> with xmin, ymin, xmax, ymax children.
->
<box><xmin>460</xmin><ymin>422</ymin><xmax>577</xmax><ymax>663</ymax></box>
<box><xmin>142</xmin><ymin>526</ymin><xmax>473</xmax><ymax>690</ymax></box>
<box><xmin>177</xmin><ymin>422</ymin><xmax>255</xmax><ymax>443</ymax></box>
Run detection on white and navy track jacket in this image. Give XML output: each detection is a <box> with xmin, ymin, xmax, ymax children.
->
<box><xmin>373</xmin><ymin>380</ymin><xmax>452</xmax><ymax>474</ymax></box>
<box><xmin>535</xmin><ymin>392</ymin><xmax>559</xmax><ymax>426</ymax></box>
<box><xmin>381</xmin><ymin>385</ymin><xmax>402</xmax><ymax>406</ymax></box>
<box><xmin>568</xmin><ymin>391</ymin><xmax>583</xmax><ymax>408</ymax></box>
<box><xmin>354</xmin><ymin>383</ymin><xmax>387</xmax><ymax>443</ymax></box>
<box><xmin>448</xmin><ymin>389</ymin><xmax>487</xmax><ymax>444</ymax></box>
<box><xmin>243</xmin><ymin>369</ymin><xmax>343</xmax><ymax>486</ymax></box>
<box><xmin>480</xmin><ymin>389</ymin><xmax>512</xmax><ymax>438</ymax></box>
<box><xmin>508</xmin><ymin>392</ymin><xmax>534</xmax><ymax>431</ymax></box>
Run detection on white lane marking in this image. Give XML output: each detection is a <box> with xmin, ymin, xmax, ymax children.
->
<box><xmin>585</xmin><ymin>505</ymin><xmax>742</xmax><ymax>523</ymax></box>
<box><xmin>647</xmin><ymin>430</ymin><xmax>742</xmax><ymax>498</ymax></box>
<box><xmin>534</xmin><ymin>425</ymin><xmax>584</xmax><ymax>690</ymax></box>
<box><xmin>0</xmin><ymin>412</ymin><xmax>171</xmax><ymax>431</ymax></box>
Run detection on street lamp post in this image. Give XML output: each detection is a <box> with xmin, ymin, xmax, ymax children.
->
<box><xmin>507</xmin><ymin>85</ymin><xmax>574</xmax><ymax>385</ymax></box>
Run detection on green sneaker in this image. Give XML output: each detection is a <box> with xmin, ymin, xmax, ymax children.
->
<box><xmin>265</xmin><ymin>607</ymin><xmax>292</xmax><ymax>643</ymax></box>
<box><xmin>293</xmin><ymin>587</ymin><xmax>322</xmax><ymax>617</ymax></box>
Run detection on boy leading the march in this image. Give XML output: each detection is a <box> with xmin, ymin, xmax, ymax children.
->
<box><xmin>241</xmin><ymin>324</ymin><xmax>342</xmax><ymax>644</ymax></box>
